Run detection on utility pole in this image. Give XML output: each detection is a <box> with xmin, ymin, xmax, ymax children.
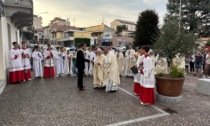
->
<box><xmin>179</xmin><ymin>0</ymin><xmax>182</xmax><ymax>31</ymax></box>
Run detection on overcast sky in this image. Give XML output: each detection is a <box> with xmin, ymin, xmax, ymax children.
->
<box><xmin>34</xmin><ymin>0</ymin><xmax>168</xmax><ymax>27</ymax></box>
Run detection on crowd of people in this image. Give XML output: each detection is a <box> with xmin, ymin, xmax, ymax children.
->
<box><xmin>185</xmin><ymin>48</ymin><xmax>210</xmax><ymax>78</ymax></box>
<box><xmin>8</xmin><ymin>41</ymin><xmax>210</xmax><ymax>105</ymax></box>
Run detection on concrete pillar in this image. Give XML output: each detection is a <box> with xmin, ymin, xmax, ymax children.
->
<box><xmin>0</xmin><ymin>17</ymin><xmax>9</xmax><ymax>80</ymax></box>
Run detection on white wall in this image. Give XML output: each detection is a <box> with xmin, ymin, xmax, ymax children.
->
<box><xmin>6</xmin><ymin>18</ymin><xmax>19</xmax><ymax>46</ymax></box>
<box><xmin>0</xmin><ymin>17</ymin><xmax>20</xmax><ymax>81</ymax></box>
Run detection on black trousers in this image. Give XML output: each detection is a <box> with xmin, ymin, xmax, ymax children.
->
<box><xmin>77</xmin><ymin>68</ymin><xmax>84</xmax><ymax>89</ymax></box>
<box><xmin>190</xmin><ymin>62</ymin><xmax>194</xmax><ymax>72</ymax></box>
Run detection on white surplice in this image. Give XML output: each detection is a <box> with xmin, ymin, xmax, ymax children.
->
<box><xmin>141</xmin><ymin>56</ymin><xmax>156</xmax><ymax>88</ymax></box>
<box><xmin>44</xmin><ymin>49</ymin><xmax>54</xmax><ymax>67</ymax></box>
<box><xmin>20</xmin><ymin>48</ymin><xmax>31</xmax><ymax>70</ymax></box>
<box><xmin>32</xmin><ymin>51</ymin><xmax>43</xmax><ymax>77</ymax></box>
<box><xmin>9</xmin><ymin>48</ymin><xmax>23</xmax><ymax>72</ymax></box>
<box><xmin>134</xmin><ymin>54</ymin><xmax>144</xmax><ymax>83</ymax></box>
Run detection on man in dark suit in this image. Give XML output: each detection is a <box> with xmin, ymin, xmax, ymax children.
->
<box><xmin>76</xmin><ymin>43</ymin><xmax>91</xmax><ymax>91</ymax></box>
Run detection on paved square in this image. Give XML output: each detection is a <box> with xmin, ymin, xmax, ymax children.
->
<box><xmin>0</xmin><ymin>76</ymin><xmax>210</xmax><ymax>126</ymax></box>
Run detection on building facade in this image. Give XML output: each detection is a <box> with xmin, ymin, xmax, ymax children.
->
<box><xmin>111</xmin><ymin>19</ymin><xmax>136</xmax><ymax>32</ymax></box>
<box><xmin>0</xmin><ymin>0</ymin><xmax>33</xmax><ymax>94</ymax></box>
<box><xmin>33</xmin><ymin>15</ymin><xmax>42</xmax><ymax>29</ymax></box>
<box><xmin>85</xmin><ymin>24</ymin><xmax>115</xmax><ymax>46</ymax></box>
<box><xmin>58</xmin><ymin>29</ymin><xmax>92</xmax><ymax>47</ymax></box>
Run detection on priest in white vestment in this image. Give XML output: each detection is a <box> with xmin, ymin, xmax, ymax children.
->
<box><xmin>43</xmin><ymin>44</ymin><xmax>55</xmax><ymax>78</ymax></box>
<box><xmin>88</xmin><ymin>48</ymin><xmax>96</xmax><ymax>76</ymax></box>
<box><xmin>9</xmin><ymin>42</ymin><xmax>24</xmax><ymax>83</ymax></box>
<box><xmin>172</xmin><ymin>54</ymin><xmax>185</xmax><ymax>70</ymax></box>
<box><xmin>32</xmin><ymin>46</ymin><xmax>43</xmax><ymax>78</ymax></box>
<box><xmin>125</xmin><ymin>46</ymin><xmax>136</xmax><ymax>77</ymax></box>
<box><xmin>20</xmin><ymin>42</ymin><xmax>32</xmax><ymax>81</ymax></box>
<box><xmin>93</xmin><ymin>49</ymin><xmax>106</xmax><ymax>88</ymax></box>
<box><xmin>155</xmin><ymin>55</ymin><xmax>168</xmax><ymax>75</ymax></box>
<box><xmin>116</xmin><ymin>49</ymin><xmax>124</xmax><ymax>75</ymax></box>
<box><xmin>103</xmin><ymin>47</ymin><xmax>120</xmax><ymax>92</ymax></box>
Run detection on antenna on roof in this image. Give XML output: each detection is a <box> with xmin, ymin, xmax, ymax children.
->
<box><xmin>102</xmin><ymin>15</ymin><xmax>104</xmax><ymax>24</ymax></box>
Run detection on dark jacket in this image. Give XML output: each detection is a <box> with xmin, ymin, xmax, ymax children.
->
<box><xmin>76</xmin><ymin>50</ymin><xmax>89</xmax><ymax>70</ymax></box>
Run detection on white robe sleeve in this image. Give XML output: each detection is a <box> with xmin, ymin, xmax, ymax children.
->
<box><xmin>9</xmin><ymin>50</ymin><xmax>16</xmax><ymax>60</ymax></box>
<box><xmin>143</xmin><ymin>58</ymin><xmax>153</xmax><ymax>78</ymax></box>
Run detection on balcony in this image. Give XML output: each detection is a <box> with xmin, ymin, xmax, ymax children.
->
<box><xmin>0</xmin><ymin>0</ymin><xmax>4</xmax><ymax>15</ymax></box>
<box><xmin>59</xmin><ymin>37</ymin><xmax>74</xmax><ymax>42</ymax></box>
<box><xmin>4</xmin><ymin>0</ymin><xmax>33</xmax><ymax>29</ymax></box>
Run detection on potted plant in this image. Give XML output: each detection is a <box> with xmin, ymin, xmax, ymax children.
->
<box><xmin>154</xmin><ymin>18</ymin><xmax>196</xmax><ymax>102</ymax></box>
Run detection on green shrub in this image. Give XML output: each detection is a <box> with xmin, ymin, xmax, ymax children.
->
<box><xmin>170</xmin><ymin>65</ymin><xmax>185</xmax><ymax>78</ymax></box>
<box><xmin>206</xmin><ymin>39</ymin><xmax>210</xmax><ymax>46</ymax></box>
<box><xmin>156</xmin><ymin>73</ymin><xmax>163</xmax><ymax>77</ymax></box>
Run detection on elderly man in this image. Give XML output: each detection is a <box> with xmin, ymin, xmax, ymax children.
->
<box><xmin>103</xmin><ymin>47</ymin><xmax>120</xmax><ymax>92</ymax></box>
<box><xmin>125</xmin><ymin>46</ymin><xmax>136</xmax><ymax>77</ymax></box>
<box><xmin>93</xmin><ymin>49</ymin><xmax>106</xmax><ymax>88</ymax></box>
<box><xmin>116</xmin><ymin>49</ymin><xmax>124</xmax><ymax>76</ymax></box>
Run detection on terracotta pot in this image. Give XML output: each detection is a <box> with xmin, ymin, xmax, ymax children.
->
<box><xmin>156</xmin><ymin>75</ymin><xmax>185</xmax><ymax>97</ymax></box>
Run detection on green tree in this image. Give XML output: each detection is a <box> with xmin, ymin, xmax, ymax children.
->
<box><xmin>155</xmin><ymin>18</ymin><xmax>196</xmax><ymax>60</ymax></box>
<box><xmin>116</xmin><ymin>25</ymin><xmax>127</xmax><ymax>34</ymax></box>
<box><xmin>134</xmin><ymin>9</ymin><xmax>159</xmax><ymax>46</ymax></box>
<box><xmin>206</xmin><ymin>39</ymin><xmax>210</xmax><ymax>46</ymax></box>
<box><xmin>166</xmin><ymin>0</ymin><xmax>210</xmax><ymax>37</ymax></box>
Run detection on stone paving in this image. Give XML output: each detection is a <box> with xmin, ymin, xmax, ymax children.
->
<box><xmin>0</xmin><ymin>75</ymin><xmax>210</xmax><ymax>126</ymax></box>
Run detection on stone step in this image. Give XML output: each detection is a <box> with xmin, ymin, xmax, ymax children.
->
<box><xmin>0</xmin><ymin>80</ymin><xmax>6</xmax><ymax>95</ymax></box>
<box><xmin>196</xmin><ymin>79</ymin><xmax>210</xmax><ymax>96</ymax></box>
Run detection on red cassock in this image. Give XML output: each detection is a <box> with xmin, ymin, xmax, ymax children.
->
<box><xmin>22</xmin><ymin>69</ymin><xmax>31</xmax><ymax>80</ymax></box>
<box><xmin>139</xmin><ymin>87</ymin><xmax>155</xmax><ymax>104</ymax></box>
<box><xmin>43</xmin><ymin>67</ymin><xmax>55</xmax><ymax>78</ymax></box>
<box><xmin>9</xmin><ymin>71</ymin><xmax>24</xmax><ymax>83</ymax></box>
<box><xmin>133</xmin><ymin>82</ymin><xmax>141</xmax><ymax>95</ymax></box>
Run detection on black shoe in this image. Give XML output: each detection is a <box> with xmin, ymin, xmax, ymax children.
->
<box><xmin>79</xmin><ymin>88</ymin><xmax>86</xmax><ymax>91</ymax></box>
<box><xmin>101</xmin><ymin>87</ymin><xmax>106</xmax><ymax>89</ymax></box>
<box><xmin>109</xmin><ymin>90</ymin><xmax>116</xmax><ymax>93</ymax></box>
